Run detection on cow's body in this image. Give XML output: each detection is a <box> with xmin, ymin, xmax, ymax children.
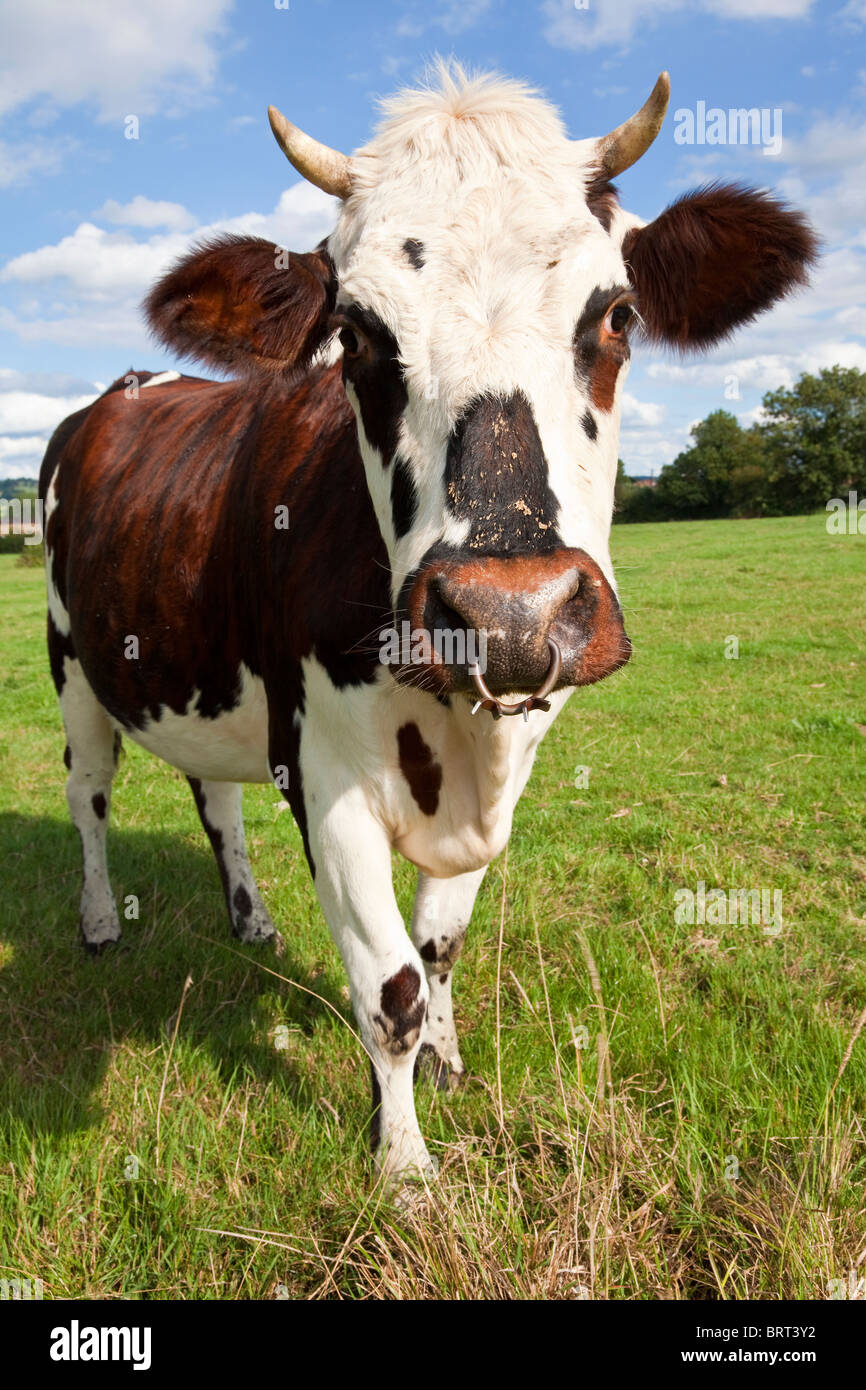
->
<box><xmin>41</xmin><ymin>66</ymin><xmax>816</xmax><ymax>1183</ymax></box>
<box><xmin>41</xmin><ymin>357</ymin><xmax>564</xmax><ymax>1176</ymax></box>
<box><xmin>43</xmin><ymin>361</ymin><xmax>553</xmax><ymax>869</ymax></box>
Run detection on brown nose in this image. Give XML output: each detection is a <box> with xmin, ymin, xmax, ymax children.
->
<box><xmin>408</xmin><ymin>547</ymin><xmax>631</xmax><ymax>694</ymax></box>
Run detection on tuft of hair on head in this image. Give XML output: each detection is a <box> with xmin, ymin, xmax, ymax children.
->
<box><xmin>365</xmin><ymin>56</ymin><xmax>570</xmax><ymax>172</ymax></box>
<box><xmin>377</xmin><ymin>56</ymin><xmax>543</xmax><ymax>125</ymax></box>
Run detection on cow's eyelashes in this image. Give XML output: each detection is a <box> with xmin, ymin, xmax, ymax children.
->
<box><xmin>604</xmin><ymin>302</ymin><xmax>634</xmax><ymax>337</ymax></box>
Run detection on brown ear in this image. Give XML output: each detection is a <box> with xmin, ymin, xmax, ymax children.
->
<box><xmin>622</xmin><ymin>184</ymin><xmax>819</xmax><ymax>351</ymax></box>
<box><xmin>144</xmin><ymin>233</ymin><xmax>336</xmax><ymax>375</ymax></box>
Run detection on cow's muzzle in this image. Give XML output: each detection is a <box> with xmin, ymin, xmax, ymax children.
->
<box><xmin>400</xmin><ymin>547</ymin><xmax>631</xmax><ymax>700</ymax></box>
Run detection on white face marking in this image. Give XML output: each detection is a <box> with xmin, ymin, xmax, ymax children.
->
<box><xmin>329</xmin><ymin>76</ymin><xmax>634</xmax><ymax>596</ymax></box>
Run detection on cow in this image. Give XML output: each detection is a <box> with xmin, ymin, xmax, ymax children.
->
<box><xmin>40</xmin><ymin>65</ymin><xmax>816</xmax><ymax>1185</ymax></box>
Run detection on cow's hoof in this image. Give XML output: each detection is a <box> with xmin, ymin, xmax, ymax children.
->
<box><xmin>232</xmin><ymin>905</ymin><xmax>281</xmax><ymax>948</ymax></box>
<box><xmin>79</xmin><ymin>923</ymin><xmax>122</xmax><ymax>956</ymax></box>
<box><xmin>392</xmin><ymin>1177</ymin><xmax>435</xmax><ymax>1212</ymax></box>
<box><xmin>414</xmin><ymin>1042</ymin><xmax>465</xmax><ymax>1093</ymax></box>
<box><xmin>376</xmin><ymin>1144</ymin><xmax>439</xmax><ymax>1199</ymax></box>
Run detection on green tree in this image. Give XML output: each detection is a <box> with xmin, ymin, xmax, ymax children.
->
<box><xmin>759</xmin><ymin>365</ymin><xmax>866</xmax><ymax>513</ymax></box>
<box><xmin>655</xmin><ymin>411</ymin><xmax>768</xmax><ymax>519</ymax></box>
<box><xmin>614</xmin><ymin>458</ymin><xmax>632</xmax><ymax>510</ymax></box>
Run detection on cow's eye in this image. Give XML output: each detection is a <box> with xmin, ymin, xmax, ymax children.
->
<box><xmin>339</xmin><ymin>325</ymin><xmax>362</xmax><ymax>357</ymax></box>
<box><xmin>605</xmin><ymin>303</ymin><xmax>633</xmax><ymax>336</ymax></box>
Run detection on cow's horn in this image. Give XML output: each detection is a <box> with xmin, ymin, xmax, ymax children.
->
<box><xmin>595</xmin><ymin>72</ymin><xmax>671</xmax><ymax>177</ymax></box>
<box><xmin>267</xmin><ymin>106</ymin><xmax>353</xmax><ymax>199</ymax></box>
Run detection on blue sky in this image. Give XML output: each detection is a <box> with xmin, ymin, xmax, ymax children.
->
<box><xmin>1</xmin><ymin>0</ymin><xmax>864</xmax><ymax>477</ymax></box>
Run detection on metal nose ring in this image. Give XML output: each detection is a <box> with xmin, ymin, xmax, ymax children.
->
<box><xmin>469</xmin><ymin>637</ymin><xmax>562</xmax><ymax>721</ymax></box>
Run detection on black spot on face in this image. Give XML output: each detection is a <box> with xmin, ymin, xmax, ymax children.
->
<box><xmin>581</xmin><ymin>409</ymin><xmax>598</xmax><ymax>442</ymax></box>
<box><xmin>340</xmin><ymin>304</ymin><xmax>407</xmax><ymax>467</ymax></box>
<box><xmin>91</xmin><ymin>792</ymin><xmax>106</xmax><ymax>819</ymax></box>
<box><xmin>403</xmin><ymin>238</ymin><xmax>425</xmax><ymax>269</ymax></box>
<box><xmin>444</xmin><ymin>391</ymin><xmax>561</xmax><ymax>552</ymax></box>
<box><xmin>390</xmin><ymin>455</ymin><xmax>418</xmax><ymax>540</ymax></box>
<box><xmin>420</xmin><ymin>940</ymin><xmax>437</xmax><ymax>964</ymax></box>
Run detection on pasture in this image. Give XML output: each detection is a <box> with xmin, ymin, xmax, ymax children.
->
<box><xmin>0</xmin><ymin>512</ymin><xmax>864</xmax><ymax>1300</ymax></box>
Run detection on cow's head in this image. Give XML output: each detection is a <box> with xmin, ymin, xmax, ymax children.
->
<box><xmin>146</xmin><ymin>66</ymin><xmax>816</xmax><ymax>705</ymax></box>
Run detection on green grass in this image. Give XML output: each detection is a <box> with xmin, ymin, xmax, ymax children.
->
<box><xmin>1</xmin><ymin>513</ymin><xmax>864</xmax><ymax>1300</ymax></box>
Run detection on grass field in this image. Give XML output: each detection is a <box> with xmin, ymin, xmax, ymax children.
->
<box><xmin>1</xmin><ymin>513</ymin><xmax>864</xmax><ymax>1300</ymax></box>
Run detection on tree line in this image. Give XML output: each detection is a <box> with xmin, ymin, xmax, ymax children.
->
<box><xmin>616</xmin><ymin>365</ymin><xmax>866</xmax><ymax>523</ymax></box>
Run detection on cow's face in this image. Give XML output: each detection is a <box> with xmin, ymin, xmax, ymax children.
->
<box><xmin>146</xmin><ymin>67</ymin><xmax>816</xmax><ymax>703</ymax></box>
<box><xmin>327</xmin><ymin>157</ymin><xmax>638</xmax><ymax>698</ymax></box>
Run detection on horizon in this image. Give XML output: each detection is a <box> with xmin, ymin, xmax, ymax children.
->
<box><xmin>1</xmin><ymin>0</ymin><xmax>864</xmax><ymax>479</ymax></box>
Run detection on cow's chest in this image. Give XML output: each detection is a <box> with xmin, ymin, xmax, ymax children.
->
<box><xmin>294</xmin><ymin>659</ymin><xmax>565</xmax><ymax>878</ymax></box>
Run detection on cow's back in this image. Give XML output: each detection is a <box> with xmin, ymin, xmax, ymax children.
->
<box><xmin>40</xmin><ymin>365</ymin><xmax>389</xmax><ymax>746</ymax></box>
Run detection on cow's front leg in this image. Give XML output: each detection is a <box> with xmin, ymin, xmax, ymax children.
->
<box><xmin>411</xmin><ymin>867</ymin><xmax>487</xmax><ymax>1089</ymax></box>
<box><xmin>305</xmin><ymin>787</ymin><xmax>435</xmax><ymax>1184</ymax></box>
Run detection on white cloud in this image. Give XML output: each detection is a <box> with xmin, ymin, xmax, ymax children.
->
<box><xmin>837</xmin><ymin>0</ymin><xmax>866</xmax><ymax>24</ymax></box>
<box><xmin>0</xmin><ymin>368</ymin><xmax>100</xmax><ymax>397</ymax></box>
<box><xmin>397</xmin><ymin>0</ymin><xmax>492</xmax><ymax>37</ymax></box>
<box><xmin>542</xmin><ymin>0</ymin><xmax>814</xmax><ymax>51</ymax></box>
<box><xmin>0</xmin><ymin>434</ymin><xmax>48</xmax><ymax>463</ymax></box>
<box><xmin>0</xmin><ymin>136</ymin><xmax>77</xmax><ymax>187</ymax></box>
<box><xmin>622</xmin><ymin>392</ymin><xmax>665</xmax><ymax>427</ymax></box>
<box><xmin>0</xmin><ymin>305</ymin><xmax>148</xmax><ymax>349</ymax></box>
<box><xmin>0</xmin><ymin>371</ymin><xmax>104</xmax><ymax>478</ymax></box>
<box><xmin>0</xmin><ymin>390</ymin><xmax>99</xmax><ymax>434</ymax></box>
<box><xmin>3</xmin><ymin>184</ymin><xmax>337</xmax><ymax>297</ymax></box>
<box><xmin>646</xmin><ymin>337</ymin><xmax>866</xmax><ymax>396</ymax></box>
<box><xmin>1</xmin><ymin>224</ymin><xmax>190</xmax><ymax>296</ymax></box>
<box><xmin>779</xmin><ymin>114</ymin><xmax>866</xmax><ymax>174</ymax></box>
<box><xmin>619</xmin><ymin>423</ymin><xmax>691</xmax><ymax>474</ymax></box>
<box><xmin>708</xmin><ymin>0</ymin><xmax>813</xmax><ymax>12</ymax></box>
<box><xmin>0</xmin><ymin>181</ymin><xmax>338</xmax><ymax>350</ymax></box>
<box><xmin>97</xmin><ymin>197</ymin><xmax>197</xmax><ymax>232</ymax></box>
<box><xmin>0</xmin><ymin>0</ymin><xmax>233</xmax><ymax>121</ymax></box>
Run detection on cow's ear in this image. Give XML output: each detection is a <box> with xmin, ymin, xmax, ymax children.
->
<box><xmin>622</xmin><ymin>184</ymin><xmax>818</xmax><ymax>351</ymax></box>
<box><xmin>144</xmin><ymin>234</ymin><xmax>336</xmax><ymax>375</ymax></box>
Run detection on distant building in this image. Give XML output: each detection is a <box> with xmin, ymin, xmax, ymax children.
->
<box><xmin>629</xmin><ymin>475</ymin><xmax>657</xmax><ymax>489</ymax></box>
